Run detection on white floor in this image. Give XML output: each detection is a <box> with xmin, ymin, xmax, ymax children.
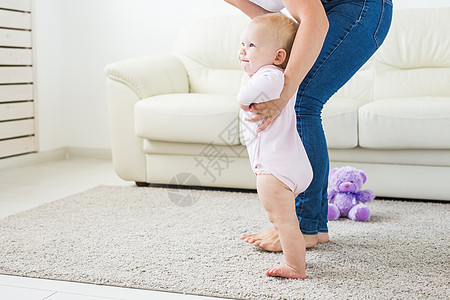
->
<box><xmin>0</xmin><ymin>157</ymin><xmax>222</xmax><ymax>300</ymax></box>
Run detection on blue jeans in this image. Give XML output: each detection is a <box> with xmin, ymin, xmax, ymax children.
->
<box><xmin>295</xmin><ymin>0</ymin><xmax>392</xmax><ymax>234</ymax></box>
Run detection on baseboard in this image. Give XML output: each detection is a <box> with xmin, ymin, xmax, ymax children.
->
<box><xmin>0</xmin><ymin>148</ymin><xmax>66</xmax><ymax>170</ymax></box>
<box><xmin>0</xmin><ymin>147</ymin><xmax>112</xmax><ymax>170</ymax></box>
<box><xmin>66</xmin><ymin>147</ymin><xmax>112</xmax><ymax>159</ymax></box>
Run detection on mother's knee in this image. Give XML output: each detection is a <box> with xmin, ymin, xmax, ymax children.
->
<box><xmin>295</xmin><ymin>94</ymin><xmax>328</xmax><ymax>117</ymax></box>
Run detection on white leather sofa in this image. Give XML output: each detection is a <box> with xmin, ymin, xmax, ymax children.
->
<box><xmin>105</xmin><ymin>8</ymin><xmax>450</xmax><ymax>201</ymax></box>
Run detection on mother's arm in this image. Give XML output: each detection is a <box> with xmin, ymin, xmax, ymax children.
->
<box><xmin>248</xmin><ymin>0</ymin><xmax>329</xmax><ymax>130</ymax></box>
<box><xmin>224</xmin><ymin>0</ymin><xmax>271</xmax><ymax>19</ymax></box>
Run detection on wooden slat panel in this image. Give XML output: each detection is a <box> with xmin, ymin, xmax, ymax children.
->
<box><xmin>0</xmin><ymin>0</ymin><xmax>31</xmax><ymax>12</ymax></box>
<box><xmin>0</xmin><ymin>136</ymin><xmax>36</xmax><ymax>158</ymax></box>
<box><xmin>0</xmin><ymin>118</ymin><xmax>33</xmax><ymax>139</ymax></box>
<box><xmin>0</xmin><ymin>84</ymin><xmax>33</xmax><ymax>102</ymax></box>
<box><xmin>0</xmin><ymin>28</ymin><xmax>31</xmax><ymax>47</ymax></box>
<box><xmin>0</xmin><ymin>67</ymin><xmax>32</xmax><ymax>83</ymax></box>
<box><xmin>0</xmin><ymin>101</ymin><xmax>33</xmax><ymax>121</ymax></box>
<box><xmin>0</xmin><ymin>9</ymin><xmax>31</xmax><ymax>30</ymax></box>
<box><xmin>0</xmin><ymin>48</ymin><xmax>32</xmax><ymax>65</ymax></box>
<box><xmin>0</xmin><ymin>0</ymin><xmax>35</xmax><ymax>159</ymax></box>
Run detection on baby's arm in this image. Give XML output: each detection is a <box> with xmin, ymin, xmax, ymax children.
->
<box><xmin>237</xmin><ymin>69</ymin><xmax>284</xmax><ymax>108</ymax></box>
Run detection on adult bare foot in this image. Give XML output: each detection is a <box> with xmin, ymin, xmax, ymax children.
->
<box><xmin>241</xmin><ymin>227</ymin><xmax>282</xmax><ymax>252</ymax></box>
<box><xmin>318</xmin><ymin>232</ymin><xmax>329</xmax><ymax>244</ymax></box>
<box><xmin>303</xmin><ymin>234</ymin><xmax>318</xmax><ymax>248</ymax></box>
<box><xmin>265</xmin><ymin>264</ymin><xmax>307</xmax><ymax>279</ymax></box>
<box><xmin>242</xmin><ymin>229</ymin><xmax>329</xmax><ymax>250</ymax></box>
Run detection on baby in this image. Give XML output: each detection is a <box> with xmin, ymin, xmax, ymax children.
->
<box><xmin>238</xmin><ymin>13</ymin><xmax>313</xmax><ymax>279</ymax></box>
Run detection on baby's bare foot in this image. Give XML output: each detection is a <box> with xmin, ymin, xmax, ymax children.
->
<box><xmin>265</xmin><ymin>264</ymin><xmax>307</xmax><ymax>279</ymax></box>
<box><xmin>241</xmin><ymin>227</ymin><xmax>282</xmax><ymax>252</ymax></box>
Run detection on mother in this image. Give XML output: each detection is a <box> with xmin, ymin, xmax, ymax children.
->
<box><xmin>225</xmin><ymin>0</ymin><xmax>392</xmax><ymax>249</ymax></box>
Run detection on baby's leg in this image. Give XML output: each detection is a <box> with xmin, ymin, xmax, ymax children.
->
<box><xmin>256</xmin><ymin>175</ymin><xmax>307</xmax><ymax>279</ymax></box>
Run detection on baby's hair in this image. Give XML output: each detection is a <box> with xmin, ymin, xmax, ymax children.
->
<box><xmin>252</xmin><ymin>13</ymin><xmax>299</xmax><ymax>69</ymax></box>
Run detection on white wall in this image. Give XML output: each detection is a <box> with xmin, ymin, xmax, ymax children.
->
<box><xmin>34</xmin><ymin>0</ymin><xmax>240</xmax><ymax>151</ymax></box>
<box><xmin>33</xmin><ymin>0</ymin><xmax>67</xmax><ymax>151</ymax></box>
<box><xmin>33</xmin><ymin>0</ymin><xmax>450</xmax><ymax>152</ymax></box>
<box><xmin>63</xmin><ymin>0</ymin><xmax>241</xmax><ymax>150</ymax></box>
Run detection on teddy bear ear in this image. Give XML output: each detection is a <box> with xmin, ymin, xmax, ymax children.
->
<box><xmin>329</xmin><ymin>168</ymin><xmax>338</xmax><ymax>179</ymax></box>
<box><xmin>360</xmin><ymin>171</ymin><xmax>367</xmax><ymax>183</ymax></box>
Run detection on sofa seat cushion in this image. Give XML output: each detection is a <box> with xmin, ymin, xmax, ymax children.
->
<box><xmin>322</xmin><ymin>98</ymin><xmax>360</xmax><ymax>148</ymax></box>
<box><xmin>359</xmin><ymin>97</ymin><xmax>450</xmax><ymax>149</ymax></box>
<box><xmin>135</xmin><ymin>93</ymin><xmax>240</xmax><ymax>145</ymax></box>
<box><xmin>143</xmin><ymin>139</ymin><xmax>248</xmax><ymax>158</ymax></box>
<box><xmin>329</xmin><ymin>148</ymin><xmax>450</xmax><ymax>167</ymax></box>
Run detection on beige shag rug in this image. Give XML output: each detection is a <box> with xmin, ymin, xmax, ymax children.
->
<box><xmin>0</xmin><ymin>185</ymin><xmax>449</xmax><ymax>300</ymax></box>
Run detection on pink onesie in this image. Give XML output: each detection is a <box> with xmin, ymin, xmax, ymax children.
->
<box><xmin>238</xmin><ymin>65</ymin><xmax>313</xmax><ymax>195</ymax></box>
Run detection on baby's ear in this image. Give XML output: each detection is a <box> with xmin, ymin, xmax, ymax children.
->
<box><xmin>274</xmin><ymin>49</ymin><xmax>287</xmax><ymax>66</ymax></box>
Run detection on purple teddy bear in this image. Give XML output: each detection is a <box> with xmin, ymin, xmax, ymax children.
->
<box><xmin>327</xmin><ymin>166</ymin><xmax>376</xmax><ymax>222</ymax></box>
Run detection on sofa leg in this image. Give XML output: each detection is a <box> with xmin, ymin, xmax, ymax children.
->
<box><xmin>135</xmin><ymin>181</ymin><xmax>150</xmax><ymax>187</ymax></box>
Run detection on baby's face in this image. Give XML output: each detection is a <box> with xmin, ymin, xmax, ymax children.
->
<box><xmin>239</xmin><ymin>22</ymin><xmax>279</xmax><ymax>76</ymax></box>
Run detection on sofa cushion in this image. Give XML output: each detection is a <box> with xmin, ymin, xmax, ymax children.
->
<box><xmin>322</xmin><ymin>98</ymin><xmax>360</xmax><ymax>148</ymax></box>
<box><xmin>135</xmin><ymin>93</ymin><xmax>240</xmax><ymax>145</ymax></box>
<box><xmin>375</xmin><ymin>8</ymin><xmax>450</xmax><ymax>70</ymax></box>
<box><xmin>142</xmin><ymin>139</ymin><xmax>248</xmax><ymax>158</ymax></box>
<box><xmin>373</xmin><ymin>8</ymin><xmax>450</xmax><ymax>100</ymax></box>
<box><xmin>374</xmin><ymin>68</ymin><xmax>450</xmax><ymax>100</ymax></box>
<box><xmin>174</xmin><ymin>14</ymin><xmax>250</xmax><ymax>95</ymax></box>
<box><xmin>359</xmin><ymin>97</ymin><xmax>450</xmax><ymax>149</ymax></box>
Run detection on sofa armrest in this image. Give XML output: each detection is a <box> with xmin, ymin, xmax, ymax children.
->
<box><xmin>105</xmin><ymin>54</ymin><xmax>188</xmax><ymax>183</ymax></box>
<box><xmin>105</xmin><ymin>53</ymin><xmax>189</xmax><ymax>99</ymax></box>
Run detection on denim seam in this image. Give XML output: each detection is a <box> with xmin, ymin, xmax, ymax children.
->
<box><xmin>358</xmin><ymin>0</ymin><xmax>368</xmax><ymax>20</ymax></box>
<box><xmin>295</xmin><ymin>105</ymin><xmax>310</xmax><ymax>232</ymax></box>
<box><xmin>296</xmin><ymin>100</ymin><xmax>306</xmax><ymax>206</ymax></box>
<box><xmin>373</xmin><ymin>0</ymin><xmax>385</xmax><ymax>49</ymax></box>
<box><xmin>299</xmin><ymin>0</ymin><xmax>368</xmax><ymax>98</ymax></box>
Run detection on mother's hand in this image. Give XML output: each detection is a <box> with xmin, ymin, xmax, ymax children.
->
<box><xmin>246</xmin><ymin>98</ymin><xmax>286</xmax><ymax>131</ymax></box>
<box><xmin>246</xmin><ymin>78</ymin><xmax>298</xmax><ymax>131</ymax></box>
